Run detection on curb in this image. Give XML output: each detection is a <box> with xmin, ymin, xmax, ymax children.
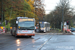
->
<box><xmin>35</xmin><ymin>33</ymin><xmax>50</xmax><ymax>35</ymax></box>
<box><xmin>0</xmin><ymin>31</ymin><xmax>10</xmax><ymax>35</ymax></box>
<box><xmin>0</xmin><ymin>32</ymin><xmax>63</xmax><ymax>35</ymax></box>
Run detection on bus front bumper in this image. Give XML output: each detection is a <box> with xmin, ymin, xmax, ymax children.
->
<box><xmin>17</xmin><ymin>33</ymin><xmax>35</xmax><ymax>36</ymax></box>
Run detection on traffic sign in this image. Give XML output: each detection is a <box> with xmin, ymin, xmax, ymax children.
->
<box><xmin>64</xmin><ymin>22</ymin><xmax>66</xmax><ymax>25</ymax></box>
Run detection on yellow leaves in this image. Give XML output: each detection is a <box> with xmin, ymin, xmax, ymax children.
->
<box><xmin>24</xmin><ymin>0</ymin><xmax>39</xmax><ymax>20</ymax></box>
<box><xmin>25</xmin><ymin>0</ymin><xmax>34</xmax><ymax>11</ymax></box>
<box><xmin>25</xmin><ymin>11</ymin><xmax>35</xmax><ymax>17</ymax></box>
<box><xmin>5</xmin><ymin>16</ymin><xmax>13</xmax><ymax>21</ymax></box>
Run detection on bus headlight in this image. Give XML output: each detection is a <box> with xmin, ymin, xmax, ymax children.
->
<box><xmin>41</xmin><ymin>28</ymin><xmax>45</xmax><ymax>30</ymax></box>
<box><xmin>33</xmin><ymin>31</ymin><xmax>35</xmax><ymax>33</ymax></box>
<box><xmin>18</xmin><ymin>30</ymin><xmax>20</xmax><ymax>33</ymax></box>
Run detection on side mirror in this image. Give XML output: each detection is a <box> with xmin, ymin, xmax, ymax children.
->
<box><xmin>16</xmin><ymin>21</ymin><xmax>18</xmax><ymax>24</ymax></box>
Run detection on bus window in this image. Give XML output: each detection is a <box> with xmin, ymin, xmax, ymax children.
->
<box><xmin>40</xmin><ymin>23</ymin><xmax>44</xmax><ymax>28</ymax></box>
<box><xmin>18</xmin><ymin>21</ymin><xmax>35</xmax><ymax>30</ymax></box>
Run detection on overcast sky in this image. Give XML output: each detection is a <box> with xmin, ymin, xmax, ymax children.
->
<box><xmin>44</xmin><ymin>0</ymin><xmax>75</xmax><ymax>14</ymax></box>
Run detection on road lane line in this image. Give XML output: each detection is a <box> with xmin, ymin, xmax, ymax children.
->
<box><xmin>35</xmin><ymin>35</ymin><xmax>46</xmax><ymax>41</ymax></box>
<box><xmin>37</xmin><ymin>35</ymin><xmax>54</xmax><ymax>50</ymax></box>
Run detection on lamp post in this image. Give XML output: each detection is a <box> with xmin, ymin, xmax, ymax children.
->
<box><xmin>9</xmin><ymin>0</ymin><xmax>13</xmax><ymax>21</ymax></box>
<box><xmin>62</xmin><ymin>2</ymin><xmax>64</xmax><ymax>33</ymax></box>
<box><xmin>34</xmin><ymin>0</ymin><xmax>36</xmax><ymax>19</ymax></box>
<box><xmin>1</xmin><ymin>0</ymin><xmax>3</xmax><ymax>26</ymax></box>
<box><xmin>34</xmin><ymin>0</ymin><xmax>39</xmax><ymax>24</ymax></box>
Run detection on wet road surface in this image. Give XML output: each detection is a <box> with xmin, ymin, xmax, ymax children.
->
<box><xmin>0</xmin><ymin>33</ymin><xmax>75</xmax><ymax>50</ymax></box>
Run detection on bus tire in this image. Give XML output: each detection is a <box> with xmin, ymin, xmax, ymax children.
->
<box><xmin>29</xmin><ymin>36</ymin><xmax>32</xmax><ymax>38</ymax></box>
<box><xmin>11</xmin><ymin>31</ymin><xmax>14</xmax><ymax>36</ymax></box>
<box><xmin>44</xmin><ymin>32</ymin><xmax>46</xmax><ymax>33</ymax></box>
<box><xmin>14</xmin><ymin>33</ymin><xmax>18</xmax><ymax>38</ymax></box>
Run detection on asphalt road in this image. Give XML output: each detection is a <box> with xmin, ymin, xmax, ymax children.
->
<box><xmin>0</xmin><ymin>33</ymin><xmax>75</xmax><ymax>50</ymax></box>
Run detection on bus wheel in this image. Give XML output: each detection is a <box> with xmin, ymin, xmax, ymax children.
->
<box><xmin>11</xmin><ymin>31</ymin><xmax>14</xmax><ymax>36</ymax></box>
<box><xmin>29</xmin><ymin>36</ymin><xmax>32</xmax><ymax>38</ymax></box>
<box><xmin>15</xmin><ymin>33</ymin><xmax>18</xmax><ymax>38</ymax></box>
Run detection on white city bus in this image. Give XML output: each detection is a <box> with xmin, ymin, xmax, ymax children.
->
<box><xmin>10</xmin><ymin>17</ymin><xmax>35</xmax><ymax>37</ymax></box>
<box><xmin>39</xmin><ymin>21</ymin><xmax>50</xmax><ymax>32</ymax></box>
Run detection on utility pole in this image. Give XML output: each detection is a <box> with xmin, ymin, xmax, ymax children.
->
<box><xmin>9</xmin><ymin>0</ymin><xmax>13</xmax><ymax>21</ymax></box>
<box><xmin>1</xmin><ymin>0</ymin><xmax>3</xmax><ymax>26</ymax></box>
<box><xmin>24</xmin><ymin>13</ymin><xmax>25</xmax><ymax>17</ymax></box>
<box><xmin>62</xmin><ymin>2</ymin><xmax>64</xmax><ymax>33</ymax></box>
<box><xmin>34</xmin><ymin>0</ymin><xmax>35</xmax><ymax>19</ymax></box>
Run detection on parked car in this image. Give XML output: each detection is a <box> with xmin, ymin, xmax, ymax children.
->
<box><xmin>70</xmin><ymin>27</ymin><xmax>75</xmax><ymax>32</ymax></box>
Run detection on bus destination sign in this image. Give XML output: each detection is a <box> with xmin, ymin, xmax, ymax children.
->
<box><xmin>19</xmin><ymin>19</ymin><xmax>34</xmax><ymax>22</ymax></box>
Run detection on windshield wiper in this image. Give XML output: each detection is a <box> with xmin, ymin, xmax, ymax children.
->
<box><xmin>18</xmin><ymin>26</ymin><xmax>34</xmax><ymax>30</ymax></box>
<box><xmin>19</xmin><ymin>28</ymin><xmax>33</xmax><ymax>30</ymax></box>
<box><xmin>26</xmin><ymin>28</ymin><xmax>34</xmax><ymax>30</ymax></box>
<box><xmin>18</xmin><ymin>27</ymin><xmax>26</xmax><ymax>30</ymax></box>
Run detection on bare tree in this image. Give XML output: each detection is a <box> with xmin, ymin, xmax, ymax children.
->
<box><xmin>45</xmin><ymin>0</ymin><xmax>74</xmax><ymax>29</ymax></box>
<box><xmin>35</xmin><ymin>0</ymin><xmax>45</xmax><ymax>21</ymax></box>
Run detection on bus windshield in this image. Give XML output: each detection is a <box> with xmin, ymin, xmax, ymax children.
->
<box><xmin>18</xmin><ymin>21</ymin><xmax>35</xmax><ymax>30</ymax></box>
<box><xmin>40</xmin><ymin>23</ymin><xmax>44</xmax><ymax>28</ymax></box>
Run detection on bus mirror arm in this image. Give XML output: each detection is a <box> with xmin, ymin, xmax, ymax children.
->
<box><xmin>16</xmin><ymin>21</ymin><xmax>18</xmax><ymax>24</ymax></box>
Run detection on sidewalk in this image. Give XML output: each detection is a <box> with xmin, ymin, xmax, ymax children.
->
<box><xmin>0</xmin><ymin>31</ymin><xmax>10</xmax><ymax>35</ymax></box>
<box><xmin>62</xmin><ymin>32</ymin><xmax>73</xmax><ymax>35</ymax></box>
<box><xmin>0</xmin><ymin>31</ymin><xmax>73</xmax><ymax>35</ymax></box>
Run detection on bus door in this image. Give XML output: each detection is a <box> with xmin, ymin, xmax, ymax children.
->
<box><xmin>40</xmin><ymin>22</ymin><xmax>44</xmax><ymax>32</ymax></box>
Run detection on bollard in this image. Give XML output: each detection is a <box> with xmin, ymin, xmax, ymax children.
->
<box><xmin>0</xmin><ymin>28</ymin><xmax>2</xmax><ymax>34</ymax></box>
<box><xmin>3</xmin><ymin>27</ymin><xmax>5</xmax><ymax>33</ymax></box>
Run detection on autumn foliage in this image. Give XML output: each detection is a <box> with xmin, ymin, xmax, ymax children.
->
<box><xmin>0</xmin><ymin>0</ymin><xmax>45</xmax><ymax>23</ymax></box>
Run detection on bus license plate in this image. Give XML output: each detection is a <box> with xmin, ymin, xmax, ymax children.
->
<box><xmin>25</xmin><ymin>34</ymin><xmax>27</xmax><ymax>35</ymax></box>
<box><xmin>23</xmin><ymin>31</ymin><xmax>28</xmax><ymax>32</ymax></box>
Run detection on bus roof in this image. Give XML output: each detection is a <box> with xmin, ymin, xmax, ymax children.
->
<box><xmin>17</xmin><ymin>17</ymin><xmax>28</xmax><ymax>19</ymax></box>
<box><xmin>39</xmin><ymin>21</ymin><xmax>50</xmax><ymax>24</ymax></box>
<box><xmin>16</xmin><ymin>17</ymin><xmax>35</xmax><ymax>20</ymax></box>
